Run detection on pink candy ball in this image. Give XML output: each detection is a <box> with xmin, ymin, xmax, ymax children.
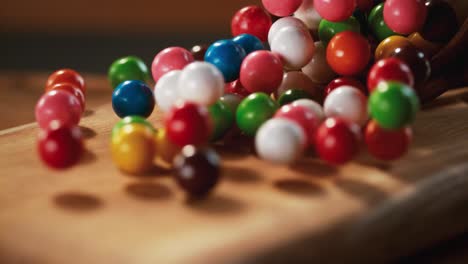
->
<box><xmin>262</xmin><ymin>0</ymin><xmax>303</xmax><ymax>17</ymax></box>
<box><xmin>314</xmin><ymin>0</ymin><xmax>356</xmax><ymax>22</ymax></box>
<box><xmin>151</xmin><ymin>47</ymin><xmax>194</xmax><ymax>84</ymax></box>
<box><xmin>35</xmin><ymin>90</ymin><xmax>82</xmax><ymax>129</ymax></box>
<box><xmin>239</xmin><ymin>50</ymin><xmax>284</xmax><ymax>94</ymax></box>
<box><xmin>383</xmin><ymin>0</ymin><xmax>427</xmax><ymax>35</ymax></box>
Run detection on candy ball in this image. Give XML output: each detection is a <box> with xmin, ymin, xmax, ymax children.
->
<box><xmin>209</xmin><ymin>100</ymin><xmax>235</xmax><ymax>141</ymax></box>
<box><xmin>268</xmin><ymin>16</ymin><xmax>307</xmax><ymax>44</ymax></box>
<box><xmin>111</xmin><ymin>123</ymin><xmax>156</xmax><ymax>174</ymax></box>
<box><xmin>327</xmin><ymin>31</ymin><xmax>371</xmax><ymax>76</ymax></box>
<box><xmin>276</xmin><ymin>71</ymin><xmax>321</xmax><ymax>100</ymax></box>
<box><xmin>232</xmin><ymin>34</ymin><xmax>264</xmax><ymax>55</ymax></box>
<box><xmin>204</xmin><ymin>39</ymin><xmax>246</xmax><ymax>83</ymax></box>
<box><xmin>318</xmin><ymin>17</ymin><xmax>360</xmax><ymax>44</ymax></box>
<box><xmin>365</xmin><ymin>119</ymin><xmax>412</xmax><ymax>161</ymax></box>
<box><xmin>225</xmin><ymin>79</ymin><xmax>251</xmax><ymax>98</ymax></box>
<box><xmin>220</xmin><ymin>93</ymin><xmax>243</xmax><ymax>114</ymax></box>
<box><xmin>302</xmin><ymin>42</ymin><xmax>336</xmax><ymax>84</ymax></box>
<box><xmin>46</xmin><ymin>69</ymin><xmax>86</xmax><ymax>95</ymax></box>
<box><xmin>48</xmin><ymin>83</ymin><xmax>85</xmax><ymax>113</ymax></box>
<box><xmin>294</xmin><ymin>3</ymin><xmax>322</xmax><ymax>31</ymax></box>
<box><xmin>165</xmin><ymin>102</ymin><xmax>212</xmax><ymax>147</ymax></box>
<box><xmin>231</xmin><ymin>5</ymin><xmax>272</xmax><ymax>42</ymax></box>
<box><xmin>255</xmin><ymin>118</ymin><xmax>306</xmax><ymax>164</ymax></box>
<box><xmin>154</xmin><ymin>70</ymin><xmax>181</xmax><ymax>112</ymax></box>
<box><xmin>274</xmin><ymin>104</ymin><xmax>320</xmax><ymax>146</ymax></box>
<box><xmin>374</xmin><ymin>35</ymin><xmax>412</xmax><ymax>61</ymax></box>
<box><xmin>177</xmin><ymin>62</ymin><xmax>224</xmax><ymax>106</ymax></box>
<box><xmin>325</xmin><ymin>77</ymin><xmax>367</xmax><ymax>97</ymax></box>
<box><xmin>270</xmin><ymin>26</ymin><xmax>315</xmax><ymax>70</ymax></box>
<box><xmin>190</xmin><ymin>44</ymin><xmax>208</xmax><ymax>61</ymax></box>
<box><xmin>383</xmin><ymin>0</ymin><xmax>427</xmax><ymax>35</ymax></box>
<box><xmin>278</xmin><ymin>89</ymin><xmax>313</xmax><ymax>106</ymax></box>
<box><xmin>239</xmin><ymin>51</ymin><xmax>283</xmax><ymax>94</ymax></box>
<box><xmin>173</xmin><ymin>145</ymin><xmax>221</xmax><ymax>197</ymax></box>
<box><xmin>112</xmin><ymin>115</ymin><xmax>156</xmax><ymax>138</ymax></box>
<box><xmin>315</xmin><ymin>117</ymin><xmax>360</xmax><ymax>164</ymax></box>
<box><xmin>407</xmin><ymin>32</ymin><xmax>442</xmax><ymax>59</ymax></box>
<box><xmin>262</xmin><ymin>0</ymin><xmax>302</xmax><ymax>17</ymax></box>
<box><xmin>35</xmin><ymin>90</ymin><xmax>82</xmax><ymax>129</ymax></box>
<box><xmin>324</xmin><ymin>86</ymin><xmax>368</xmax><ymax>126</ymax></box>
<box><xmin>155</xmin><ymin>128</ymin><xmax>181</xmax><ymax>164</ymax></box>
<box><xmin>368</xmin><ymin>3</ymin><xmax>399</xmax><ymax>41</ymax></box>
<box><xmin>112</xmin><ymin>80</ymin><xmax>155</xmax><ymax>118</ymax></box>
<box><xmin>314</xmin><ymin>0</ymin><xmax>356</xmax><ymax>22</ymax></box>
<box><xmin>236</xmin><ymin>92</ymin><xmax>278</xmax><ymax>136</ymax></box>
<box><xmin>151</xmin><ymin>47</ymin><xmax>194</xmax><ymax>84</ymax></box>
<box><xmin>388</xmin><ymin>44</ymin><xmax>431</xmax><ymax>88</ymax></box>
<box><xmin>368</xmin><ymin>81</ymin><xmax>419</xmax><ymax>129</ymax></box>
<box><xmin>367</xmin><ymin>58</ymin><xmax>414</xmax><ymax>93</ymax></box>
<box><xmin>420</xmin><ymin>0</ymin><xmax>458</xmax><ymax>43</ymax></box>
<box><xmin>38</xmin><ymin>125</ymin><xmax>83</xmax><ymax>169</ymax></box>
<box><xmin>292</xmin><ymin>99</ymin><xmax>325</xmax><ymax>122</ymax></box>
<box><xmin>108</xmin><ymin>56</ymin><xmax>150</xmax><ymax>89</ymax></box>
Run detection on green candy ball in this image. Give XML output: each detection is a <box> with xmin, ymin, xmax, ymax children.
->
<box><xmin>209</xmin><ymin>100</ymin><xmax>235</xmax><ymax>141</ymax></box>
<box><xmin>108</xmin><ymin>56</ymin><xmax>150</xmax><ymax>89</ymax></box>
<box><xmin>278</xmin><ymin>89</ymin><xmax>313</xmax><ymax>106</ymax></box>
<box><xmin>318</xmin><ymin>16</ymin><xmax>360</xmax><ymax>44</ymax></box>
<box><xmin>236</xmin><ymin>93</ymin><xmax>278</xmax><ymax>136</ymax></box>
<box><xmin>112</xmin><ymin>115</ymin><xmax>156</xmax><ymax>138</ymax></box>
<box><xmin>368</xmin><ymin>3</ymin><xmax>400</xmax><ymax>41</ymax></box>
<box><xmin>369</xmin><ymin>81</ymin><xmax>420</xmax><ymax>129</ymax></box>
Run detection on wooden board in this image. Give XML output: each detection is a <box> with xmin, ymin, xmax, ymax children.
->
<box><xmin>2</xmin><ymin>73</ymin><xmax>468</xmax><ymax>263</ymax></box>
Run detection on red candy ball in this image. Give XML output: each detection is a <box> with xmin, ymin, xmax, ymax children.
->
<box><xmin>325</xmin><ymin>77</ymin><xmax>367</xmax><ymax>98</ymax></box>
<box><xmin>38</xmin><ymin>125</ymin><xmax>83</xmax><ymax>169</ymax></box>
<box><xmin>35</xmin><ymin>90</ymin><xmax>82</xmax><ymax>129</ymax></box>
<box><xmin>48</xmin><ymin>83</ymin><xmax>86</xmax><ymax>113</ymax></box>
<box><xmin>262</xmin><ymin>0</ymin><xmax>302</xmax><ymax>17</ymax></box>
<box><xmin>231</xmin><ymin>6</ymin><xmax>272</xmax><ymax>42</ymax></box>
<box><xmin>383</xmin><ymin>0</ymin><xmax>428</xmax><ymax>35</ymax></box>
<box><xmin>46</xmin><ymin>69</ymin><xmax>85</xmax><ymax>95</ymax></box>
<box><xmin>367</xmin><ymin>58</ymin><xmax>414</xmax><ymax>93</ymax></box>
<box><xmin>275</xmin><ymin>104</ymin><xmax>320</xmax><ymax>147</ymax></box>
<box><xmin>326</xmin><ymin>31</ymin><xmax>371</xmax><ymax>76</ymax></box>
<box><xmin>165</xmin><ymin>102</ymin><xmax>212</xmax><ymax>147</ymax></box>
<box><xmin>315</xmin><ymin>117</ymin><xmax>360</xmax><ymax>164</ymax></box>
<box><xmin>240</xmin><ymin>50</ymin><xmax>283</xmax><ymax>94</ymax></box>
<box><xmin>225</xmin><ymin>79</ymin><xmax>251</xmax><ymax>97</ymax></box>
<box><xmin>152</xmin><ymin>47</ymin><xmax>194</xmax><ymax>84</ymax></box>
<box><xmin>365</xmin><ymin>120</ymin><xmax>412</xmax><ymax>161</ymax></box>
<box><xmin>314</xmin><ymin>0</ymin><xmax>356</xmax><ymax>22</ymax></box>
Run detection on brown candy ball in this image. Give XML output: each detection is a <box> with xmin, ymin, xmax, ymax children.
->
<box><xmin>388</xmin><ymin>44</ymin><xmax>431</xmax><ymax>87</ymax></box>
<box><xmin>374</xmin><ymin>36</ymin><xmax>412</xmax><ymax>61</ymax></box>
<box><xmin>190</xmin><ymin>45</ymin><xmax>208</xmax><ymax>61</ymax></box>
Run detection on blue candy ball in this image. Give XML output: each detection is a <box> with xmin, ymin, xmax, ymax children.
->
<box><xmin>204</xmin><ymin>39</ymin><xmax>246</xmax><ymax>83</ymax></box>
<box><xmin>112</xmin><ymin>80</ymin><xmax>155</xmax><ymax>118</ymax></box>
<box><xmin>232</xmin><ymin>34</ymin><xmax>265</xmax><ymax>55</ymax></box>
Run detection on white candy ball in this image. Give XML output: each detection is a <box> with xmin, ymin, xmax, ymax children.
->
<box><xmin>270</xmin><ymin>26</ymin><xmax>315</xmax><ymax>70</ymax></box>
<box><xmin>324</xmin><ymin>86</ymin><xmax>368</xmax><ymax>126</ymax></box>
<box><xmin>268</xmin><ymin>16</ymin><xmax>307</xmax><ymax>44</ymax></box>
<box><xmin>177</xmin><ymin>62</ymin><xmax>225</xmax><ymax>106</ymax></box>
<box><xmin>293</xmin><ymin>4</ymin><xmax>322</xmax><ymax>31</ymax></box>
<box><xmin>302</xmin><ymin>42</ymin><xmax>336</xmax><ymax>84</ymax></box>
<box><xmin>292</xmin><ymin>99</ymin><xmax>325</xmax><ymax>122</ymax></box>
<box><xmin>154</xmin><ymin>70</ymin><xmax>181</xmax><ymax>112</ymax></box>
<box><xmin>255</xmin><ymin>118</ymin><xmax>306</xmax><ymax>164</ymax></box>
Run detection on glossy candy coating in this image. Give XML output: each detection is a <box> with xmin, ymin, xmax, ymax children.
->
<box><xmin>154</xmin><ymin>70</ymin><xmax>181</xmax><ymax>112</ymax></box>
<box><xmin>368</xmin><ymin>81</ymin><xmax>419</xmax><ymax>129</ymax></box>
<box><xmin>314</xmin><ymin>0</ymin><xmax>356</xmax><ymax>22</ymax></box>
<box><xmin>262</xmin><ymin>0</ymin><xmax>302</xmax><ymax>17</ymax></box>
<box><xmin>190</xmin><ymin>45</ymin><xmax>208</xmax><ymax>61</ymax></box>
<box><xmin>365</xmin><ymin>120</ymin><xmax>412</xmax><ymax>160</ymax></box>
<box><xmin>111</xmin><ymin>123</ymin><xmax>156</xmax><ymax>174</ymax></box>
<box><xmin>268</xmin><ymin>16</ymin><xmax>307</xmax><ymax>44</ymax></box>
<box><xmin>420</xmin><ymin>0</ymin><xmax>458</xmax><ymax>43</ymax></box>
<box><xmin>108</xmin><ymin>56</ymin><xmax>150</xmax><ymax>89</ymax></box>
<box><xmin>302</xmin><ymin>42</ymin><xmax>336</xmax><ymax>84</ymax></box>
<box><xmin>368</xmin><ymin>3</ymin><xmax>399</xmax><ymax>42</ymax></box>
<box><xmin>155</xmin><ymin>128</ymin><xmax>181</xmax><ymax>164</ymax></box>
<box><xmin>325</xmin><ymin>77</ymin><xmax>366</xmax><ymax>97</ymax></box>
<box><xmin>255</xmin><ymin>118</ymin><xmax>306</xmax><ymax>164</ymax></box>
<box><xmin>48</xmin><ymin>83</ymin><xmax>85</xmax><ymax>113</ymax></box>
<box><xmin>327</xmin><ymin>31</ymin><xmax>371</xmax><ymax>76</ymax></box>
<box><xmin>232</xmin><ymin>34</ymin><xmax>265</xmax><ymax>55</ymax></box>
<box><xmin>177</xmin><ymin>62</ymin><xmax>225</xmax><ymax>106</ymax></box>
<box><xmin>236</xmin><ymin>93</ymin><xmax>278</xmax><ymax>136</ymax></box>
<box><xmin>209</xmin><ymin>100</ymin><xmax>235</xmax><ymax>141</ymax></box>
<box><xmin>205</xmin><ymin>39</ymin><xmax>246</xmax><ymax>83</ymax></box>
<box><xmin>278</xmin><ymin>89</ymin><xmax>313</xmax><ymax>106</ymax></box>
<box><xmin>111</xmin><ymin>115</ymin><xmax>156</xmax><ymax>138</ymax></box>
<box><xmin>388</xmin><ymin>44</ymin><xmax>431</xmax><ymax>87</ymax></box>
<box><xmin>292</xmin><ymin>99</ymin><xmax>325</xmax><ymax>121</ymax></box>
<box><xmin>275</xmin><ymin>104</ymin><xmax>320</xmax><ymax>146</ymax></box>
<box><xmin>293</xmin><ymin>2</ymin><xmax>322</xmax><ymax>31</ymax></box>
<box><xmin>38</xmin><ymin>125</ymin><xmax>83</xmax><ymax>169</ymax></box>
<box><xmin>173</xmin><ymin>145</ymin><xmax>221</xmax><ymax>198</ymax></box>
<box><xmin>318</xmin><ymin>17</ymin><xmax>360</xmax><ymax>44</ymax></box>
<box><xmin>35</xmin><ymin>90</ymin><xmax>82</xmax><ymax>129</ymax></box>
<box><xmin>220</xmin><ymin>93</ymin><xmax>243</xmax><ymax>114</ymax></box>
<box><xmin>165</xmin><ymin>102</ymin><xmax>212</xmax><ymax>147</ymax></box>
<box><xmin>276</xmin><ymin>71</ymin><xmax>320</xmax><ymax>100</ymax></box>
<box><xmin>367</xmin><ymin>58</ymin><xmax>414</xmax><ymax>93</ymax></box>
<box><xmin>151</xmin><ymin>47</ymin><xmax>194</xmax><ymax>84</ymax></box>
<box><xmin>374</xmin><ymin>35</ymin><xmax>412</xmax><ymax>61</ymax></box>
<box><xmin>46</xmin><ymin>69</ymin><xmax>86</xmax><ymax>95</ymax></box>
<box><xmin>231</xmin><ymin>6</ymin><xmax>272</xmax><ymax>42</ymax></box>
<box><xmin>239</xmin><ymin>51</ymin><xmax>283</xmax><ymax>94</ymax></box>
<box><xmin>383</xmin><ymin>0</ymin><xmax>427</xmax><ymax>35</ymax></box>
<box><xmin>112</xmin><ymin>80</ymin><xmax>155</xmax><ymax>118</ymax></box>
<box><xmin>225</xmin><ymin>79</ymin><xmax>251</xmax><ymax>98</ymax></box>
<box><xmin>324</xmin><ymin>86</ymin><xmax>368</xmax><ymax>126</ymax></box>
<box><xmin>270</xmin><ymin>26</ymin><xmax>315</xmax><ymax>70</ymax></box>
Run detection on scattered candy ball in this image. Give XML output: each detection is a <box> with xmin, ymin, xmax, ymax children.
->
<box><xmin>209</xmin><ymin>100</ymin><xmax>235</xmax><ymax>141</ymax></box>
<box><xmin>112</xmin><ymin>80</ymin><xmax>155</xmax><ymax>118</ymax></box>
<box><xmin>236</xmin><ymin>92</ymin><xmax>278</xmax><ymax>136</ymax></box>
<box><xmin>204</xmin><ymin>39</ymin><xmax>246</xmax><ymax>83</ymax></box>
<box><xmin>383</xmin><ymin>0</ymin><xmax>427</xmax><ymax>35</ymax></box>
<box><xmin>324</xmin><ymin>86</ymin><xmax>368</xmax><ymax>126</ymax></box>
<box><xmin>325</xmin><ymin>77</ymin><xmax>367</xmax><ymax>97</ymax></box>
<box><xmin>270</xmin><ymin>26</ymin><xmax>315</xmax><ymax>70</ymax></box>
<box><xmin>292</xmin><ymin>99</ymin><xmax>325</xmax><ymax>122</ymax></box>
<box><xmin>314</xmin><ymin>0</ymin><xmax>356</xmax><ymax>22</ymax></box>
<box><xmin>302</xmin><ymin>41</ymin><xmax>336</xmax><ymax>84</ymax></box>
<box><xmin>231</xmin><ymin>5</ymin><xmax>272</xmax><ymax>42</ymax></box>
<box><xmin>190</xmin><ymin>44</ymin><xmax>208</xmax><ymax>61</ymax></box>
<box><xmin>151</xmin><ymin>47</ymin><xmax>194</xmax><ymax>84</ymax></box>
<box><xmin>154</xmin><ymin>70</ymin><xmax>181</xmax><ymax>112</ymax></box>
<box><xmin>45</xmin><ymin>69</ymin><xmax>86</xmax><ymax>95</ymax></box>
<box><xmin>387</xmin><ymin>44</ymin><xmax>431</xmax><ymax>87</ymax></box>
<box><xmin>111</xmin><ymin>115</ymin><xmax>156</xmax><ymax>138</ymax></box>
<box><xmin>262</xmin><ymin>0</ymin><xmax>302</xmax><ymax>17</ymax></box>
<box><xmin>48</xmin><ymin>83</ymin><xmax>86</xmax><ymax>113</ymax></box>
<box><xmin>327</xmin><ymin>31</ymin><xmax>371</xmax><ymax>76</ymax></box>
<box><xmin>293</xmin><ymin>1</ymin><xmax>322</xmax><ymax>32</ymax></box>
<box><xmin>240</xmin><ymin>50</ymin><xmax>283</xmax><ymax>94</ymax></box>
<box><xmin>367</xmin><ymin>58</ymin><xmax>414</xmax><ymax>93</ymax></box>
<box><xmin>318</xmin><ymin>16</ymin><xmax>360</xmax><ymax>44</ymax></box>
<box><xmin>108</xmin><ymin>56</ymin><xmax>150</xmax><ymax>89</ymax></box>
<box><xmin>155</xmin><ymin>128</ymin><xmax>181</xmax><ymax>164</ymax></box>
<box><xmin>368</xmin><ymin>3</ymin><xmax>399</xmax><ymax>42</ymax></box>
<box><xmin>374</xmin><ymin>35</ymin><xmax>412</xmax><ymax>61</ymax></box>
<box><xmin>35</xmin><ymin>90</ymin><xmax>82</xmax><ymax>129</ymax></box>
<box><xmin>274</xmin><ymin>104</ymin><xmax>320</xmax><ymax>146</ymax></box>
<box><xmin>365</xmin><ymin>120</ymin><xmax>412</xmax><ymax>161</ymax></box>
<box><xmin>276</xmin><ymin>71</ymin><xmax>320</xmax><ymax>100</ymax></box>
<box><xmin>278</xmin><ymin>89</ymin><xmax>313</xmax><ymax>106</ymax></box>
<box><xmin>268</xmin><ymin>16</ymin><xmax>307</xmax><ymax>44</ymax></box>
<box><xmin>232</xmin><ymin>34</ymin><xmax>264</xmax><ymax>55</ymax></box>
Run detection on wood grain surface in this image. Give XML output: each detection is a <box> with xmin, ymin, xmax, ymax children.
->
<box><xmin>1</xmin><ymin>73</ymin><xmax>468</xmax><ymax>263</ymax></box>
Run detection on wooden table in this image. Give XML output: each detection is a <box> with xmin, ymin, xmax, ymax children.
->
<box><xmin>1</xmin><ymin>72</ymin><xmax>468</xmax><ymax>263</ymax></box>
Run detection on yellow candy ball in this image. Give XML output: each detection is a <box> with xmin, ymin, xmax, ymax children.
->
<box><xmin>154</xmin><ymin>128</ymin><xmax>181</xmax><ymax>164</ymax></box>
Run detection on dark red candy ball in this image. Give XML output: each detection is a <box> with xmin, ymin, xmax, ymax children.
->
<box><xmin>365</xmin><ymin>119</ymin><xmax>412</xmax><ymax>160</ymax></box>
<box><xmin>325</xmin><ymin>77</ymin><xmax>367</xmax><ymax>98</ymax></box>
<box><xmin>38</xmin><ymin>125</ymin><xmax>83</xmax><ymax>169</ymax></box>
<box><xmin>165</xmin><ymin>102</ymin><xmax>212</xmax><ymax>147</ymax></box>
<box><xmin>367</xmin><ymin>58</ymin><xmax>414</xmax><ymax>93</ymax></box>
<box><xmin>231</xmin><ymin>5</ymin><xmax>272</xmax><ymax>42</ymax></box>
<box><xmin>389</xmin><ymin>44</ymin><xmax>431</xmax><ymax>87</ymax></box>
<box><xmin>315</xmin><ymin>117</ymin><xmax>361</xmax><ymax>165</ymax></box>
<box><xmin>224</xmin><ymin>79</ymin><xmax>251</xmax><ymax>98</ymax></box>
